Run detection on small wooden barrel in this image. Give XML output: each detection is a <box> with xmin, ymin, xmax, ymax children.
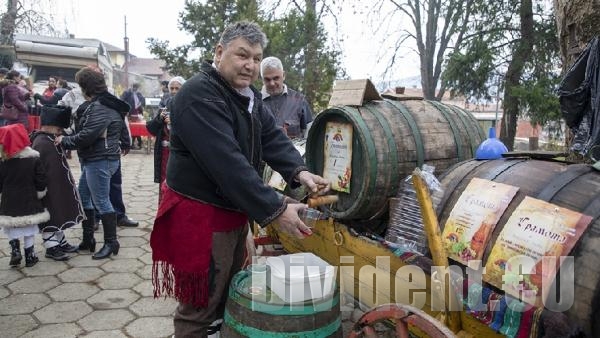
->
<box><xmin>221</xmin><ymin>270</ymin><xmax>342</xmax><ymax>337</ymax></box>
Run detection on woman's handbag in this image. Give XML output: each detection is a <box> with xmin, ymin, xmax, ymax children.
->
<box><xmin>0</xmin><ymin>103</ymin><xmax>19</xmax><ymax>120</ymax></box>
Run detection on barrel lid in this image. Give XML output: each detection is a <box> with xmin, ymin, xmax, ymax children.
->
<box><xmin>328</xmin><ymin>79</ymin><xmax>382</xmax><ymax>106</ymax></box>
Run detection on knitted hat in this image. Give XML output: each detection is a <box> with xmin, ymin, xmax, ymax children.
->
<box><xmin>41</xmin><ymin>104</ymin><xmax>72</xmax><ymax>129</ymax></box>
<box><xmin>0</xmin><ymin>123</ymin><xmax>31</xmax><ymax>158</ymax></box>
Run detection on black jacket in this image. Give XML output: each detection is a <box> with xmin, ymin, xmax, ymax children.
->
<box><xmin>61</xmin><ymin>92</ymin><xmax>130</xmax><ymax>162</ymax></box>
<box><xmin>146</xmin><ymin>105</ymin><xmax>170</xmax><ymax>183</ymax></box>
<box><xmin>31</xmin><ymin>131</ymin><xmax>84</xmax><ymax>231</ymax></box>
<box><xmin>0</xmin><ymin>147</ymin><xmax>50</xmax><ymax>227</ymax></box>
<box><xmin>167</xmin><ymin>62</ymin><xmax>307</xmax><ymax>226</ymax></box>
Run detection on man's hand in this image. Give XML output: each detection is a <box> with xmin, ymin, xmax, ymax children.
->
<box><xmin>295</xmin><ymin>171</ymin><xmax>330</xmax><ymax>196</ymax></box>
<box><xmin>273</xmin><ymin>203</ymin><xmax>312</xmax><ymax>239</ymax></box>
<box><xmin>121</xmin><ymin>148</ymin><xmax>130</xmax><ymax>156</ymax></box>
<box><xmin>54</xmin><ymin>135</ymin><xmax>63</xmax><ymax>146</ymax></box>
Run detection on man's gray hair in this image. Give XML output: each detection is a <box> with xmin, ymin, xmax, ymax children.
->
<box><xmin>260</xmin><ymin>56</ymin><xmax>283</xmax><ymax>78</ymax></box>
<box><xmin>168</xmin><ymin>76</ymin><xmax>186</xmax><ymax>87</ymax></box>
<box><xmin>219</xmin><ymin>21</ymin><xmax>268</xmax><ymax>49</ymax></box>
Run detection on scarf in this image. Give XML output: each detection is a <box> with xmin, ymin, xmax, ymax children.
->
<box><xmin>151</xmin><ymin>184</ymin><xmax>247</xmax><ymax>307</ymax></box>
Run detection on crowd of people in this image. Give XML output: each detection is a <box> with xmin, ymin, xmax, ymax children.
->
<box><xmin>0</xmin><ymin>68</ymin><xmax>161</xmax><ymax>264</ymax></box>
<box><xmin>0</xmin><ymin>20</ymin><xmax>321</xmax><ymax>338</ymax></box>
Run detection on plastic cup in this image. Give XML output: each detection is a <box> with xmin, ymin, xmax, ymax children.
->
<box><xmin>248</xmin><ymin>264</ymin><xmax>267</xmax><ymax>293</ymax></box>
<box><xmin>298</xmin><ymin>208</ymin><xmax>321</xmax><ymax>228</ymax></box>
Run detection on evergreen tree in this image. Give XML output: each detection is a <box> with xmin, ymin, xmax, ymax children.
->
<box><xmin>147</xmin><ymin>0</ymin><xmax>342</xmax><ymax>111</ymax></box>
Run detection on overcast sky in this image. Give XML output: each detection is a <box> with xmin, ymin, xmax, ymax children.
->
<box><xmin>49</xmin><ymin>0</ymin><xmax>420</xmax><ymax>81</ymax></box>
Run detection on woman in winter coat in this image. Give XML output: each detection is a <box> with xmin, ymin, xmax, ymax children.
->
<box><xmin>56</xmin><ymin>67</ymin><xmax>130</xmax><ymax>260</ymax></box>
<box><xmin>146</xmin><ymin>76</ymin><xmax>185</xmax><ymax>202</ymax></box>
<box><xmin>31</xmin><ymin>105</ymin><xmax>85</xmax><ymax>261</ymax></box>
<box><xmin>0</xmin><ymin>123</ymin><xmax>49</xmax><ymax>267</ymax></box>
<box><xmin>0</xmin><ymin>70</ymin><xmax>30</xmax><ymax>128</ymax></box>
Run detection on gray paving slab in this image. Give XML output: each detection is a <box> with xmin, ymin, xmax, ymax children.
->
<box><xmin>79</xmin><ymin>330</ymin><xmax>129</xmax><ymax>338</ymax></box>
<box><xmin>33</xmin><ymin>300</ymin><xmax>92</xmax><ymax>323</ymax></box>
<box><xmin>87</xmin><ymin>289</ymin><xmax>140</xmax><ymax>310</ymax></box>
<box><xmin>78</xmin><ymin>309</ymin><xmax>135</xmax><ymax>331</ymax></box>
<box><xmin>0</xmin><ymin>293</ymin><xmax>51</xmax><ymax>315</ymax></box>
<box><xmin>19</xmin><ymin>323</ymin><xmax>82</xmax><ymax>338</ymax></box>
<box><xmin>115</xmin><ymin>247</ymin><xmax>146</xmax><ymax>259</ymax></box>
<box><xmin>0</xmin><ymin>314</ymin><xmax>38</xmax><ymax>337</ymax></box>
<box><xmin>133</xmin><ymin>280</ymin><xmax>155</xmax><ymax>297</ymax></box>
<box><xmin>96</xmin><ymin>272</ymin><xmax>142</xmax><ymax>289</ymax></box>
<box><xmin>125</xmin><ymin>317</ymin><xmax>174</xmax><ymax>338</ymax></box>
<box><xmin>58</xmin><ymin>266</ymin><xmax>105</xmax><ymax>283</ymax></box>
<box><xmin>0</xmin><ymin>285</ymin><xmax>10</xmax><ymax>298</ymax></box>
<box><xmin>21</xmin><ymin>261</ymin><xmax>69</xmax><ymax>277</ymax></box>
<box><xmin>101</xmin><ymin>259</ymin><xmax>144</xmax><ymax>273</ymax></box>
<box><xmin>47</xmin><ymin>282</ymin><xmax>100</xmax><ymax>301</ymax></box>
<box><xmin>8</xmin><ymin>276</ymin><xmax>61</xmax><ymax>293</ymax></box>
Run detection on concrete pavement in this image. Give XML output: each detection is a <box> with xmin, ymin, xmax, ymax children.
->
<box><xmin>0</xmin><ymin>150</ymin><xmax>366</xmax><ymax>337</ymax></box>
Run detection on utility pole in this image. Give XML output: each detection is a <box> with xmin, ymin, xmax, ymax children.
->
<box><xmin>123</xmin><ymin>15</ymin><xmax>129</xmax><ymax>89</ymax></box>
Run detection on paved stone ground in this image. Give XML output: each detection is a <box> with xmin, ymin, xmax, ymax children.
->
<box><xmin>0</xmin><ymin>150</ymin><xmax>371</xmax><ymax>338</ymax></box>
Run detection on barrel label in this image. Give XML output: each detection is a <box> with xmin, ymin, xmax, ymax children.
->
<box><xmin>484</xmin><ymin>196</ymin><xmax>593</xmax><ymax>306</ymax></box>
<box><xmin>442</xmin><ymin>178</ymin><xmax>519</xmax><ymax>264</ymax></box>
<box><xmin>323</xmin><ymin>122</ymin><xmax>353</xmax><ymax>193</ymax></box>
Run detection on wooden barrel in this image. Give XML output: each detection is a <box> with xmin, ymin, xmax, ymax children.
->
<box><xmin>436</xmin><ymin>158</ymin><xmax>600</xmax><ymax>336</ymax></box>
<box><xmin>221</xmin><ymin>270</ymin><xmax>343</xmax><ymax>337</ymax></box>
<box><xmin>306</xmin><ymin>99</ymin><xmax>485</xmax><ymax>220</ymax></box>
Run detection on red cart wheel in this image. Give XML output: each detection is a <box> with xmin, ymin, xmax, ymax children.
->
<box><xmin>348</xmin><ymin>304</ymin><xmax>456</xmax><ymax>338</ymax></box>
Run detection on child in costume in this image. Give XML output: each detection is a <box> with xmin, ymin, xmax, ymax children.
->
<box><xmin>31</xmin><ymin>105</ymin><xmax>85</xmax><ymax>261</ymax></box>
<box><xmin>0</xmin><ymin>123</ymin><xmax>49</xmax><ymax>267</ymax></box>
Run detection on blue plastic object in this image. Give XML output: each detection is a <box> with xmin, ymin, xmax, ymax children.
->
<box><xmin>475</xmin><ymin>127</ymin><xmax>508</xmax><ymax>160</ymax></box>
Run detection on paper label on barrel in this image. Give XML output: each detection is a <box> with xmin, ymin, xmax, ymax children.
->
<box><xmin>442</xmin><ymin>178</ymin><xmax>519</xmax><ymax>265</ymax></box>
<box><xmin>266</xmin><ymin>139</ymin><xmax>306</xmax><ymax>191</ymax></box>
<box><xmin>323</xmin><ymin>122</ymin><xmax>353</xmax><ymax>193</ymax></box>
<box><xmin>268</xmin><ymin>171</ymin><xmax>287</xmax><ymax>191</ymax></box>
<box><xmin>484</xmin><ymin>196</ymin><xmax>593</xmax><ymax>306</ymax></box>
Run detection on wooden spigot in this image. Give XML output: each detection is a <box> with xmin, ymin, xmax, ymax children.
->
<box><xmin>307</xmin><ymin>195</ymin><xmax>339</xmax><ymax>208</ymax></box>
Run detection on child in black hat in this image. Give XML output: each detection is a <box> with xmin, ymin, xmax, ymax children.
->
<box><xmin>30</xmin><ymin>105</ymin><xmax>85</xmax><ymax>261</ymax></box>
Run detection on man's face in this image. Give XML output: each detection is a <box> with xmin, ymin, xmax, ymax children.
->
<box><xmin>262</xmin><ymin>67</ymin><xmax>285</xmax><ymax>96</ymax></box>
<box><xmin>215</xmin><ymin>37</ymin><xmax>263</xmax><ymax>89</ymax></box>
<box><xmin>169</xmin><ymin>83</ymin><xmax>182</xmax><ymax>96</ymax></box>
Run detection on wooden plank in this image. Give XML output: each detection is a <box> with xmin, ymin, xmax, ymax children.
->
<box><xmin>382</xmin><ymin>92</ymin><xmax>424</xmax><ymax>101</ymax></box>
<box><xmin>328</xmin><ymin>79</ymin><xmax>382</xmax><ymax>107</ymax></box>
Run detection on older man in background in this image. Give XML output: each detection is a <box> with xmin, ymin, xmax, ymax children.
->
<box><xmin>260</xmin><ymin>56</ymin><xmax>313</xmax><ymax>139</ymax></box>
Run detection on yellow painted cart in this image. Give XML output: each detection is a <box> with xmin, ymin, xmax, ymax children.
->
<box><xmin>268</xmin><ymin>157</ymin><xmax>600</xmax><ymax>337</ymax></box>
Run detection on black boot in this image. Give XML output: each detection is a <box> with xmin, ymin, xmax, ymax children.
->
<box><xmin>9</xmin><ymin>239</ymin><xmax>22</xmax><ymax>267</ymax></box>
<box><xmin>79</xmin><ymin>209</ymin><xmax>97</xmax><ymax>252</ymax></box>
<box><xmin>24</xmin><ymin>246</ymin><xmax>39</xmax><ymax>267</ymax></box>
<box><xmin>57</xmin><ymin>230</ymin><xmax>78</xmax><ymax>253</ymax></box>
<box><xmin>117</xmin><ymin>214</ymin><xmax>139</xmax><ymax>227</ymax></box>
<box><xmin>93</xmin><ymin>212</ymin><xmax>120</xmax><ymax>260</ymax></box>
<box><xmin>45</xmin><ymin>246</ymin><xmax>69</xmax><ymax>261</ymax></box>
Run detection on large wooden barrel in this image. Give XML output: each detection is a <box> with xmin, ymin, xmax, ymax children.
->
<box><xmin>436</xmin><ymin>158</ymin><xmax>600</xmax><ymax>336</ymax></box>
<box><xmin>221</xmin><ymin>270</ymin><xmax>343</xmax><ymax>337</ymax></box>
<box><xmin>306</xmin><ymin>99</ymin><xmax>485</xmax><ymax>220</ymax></box>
